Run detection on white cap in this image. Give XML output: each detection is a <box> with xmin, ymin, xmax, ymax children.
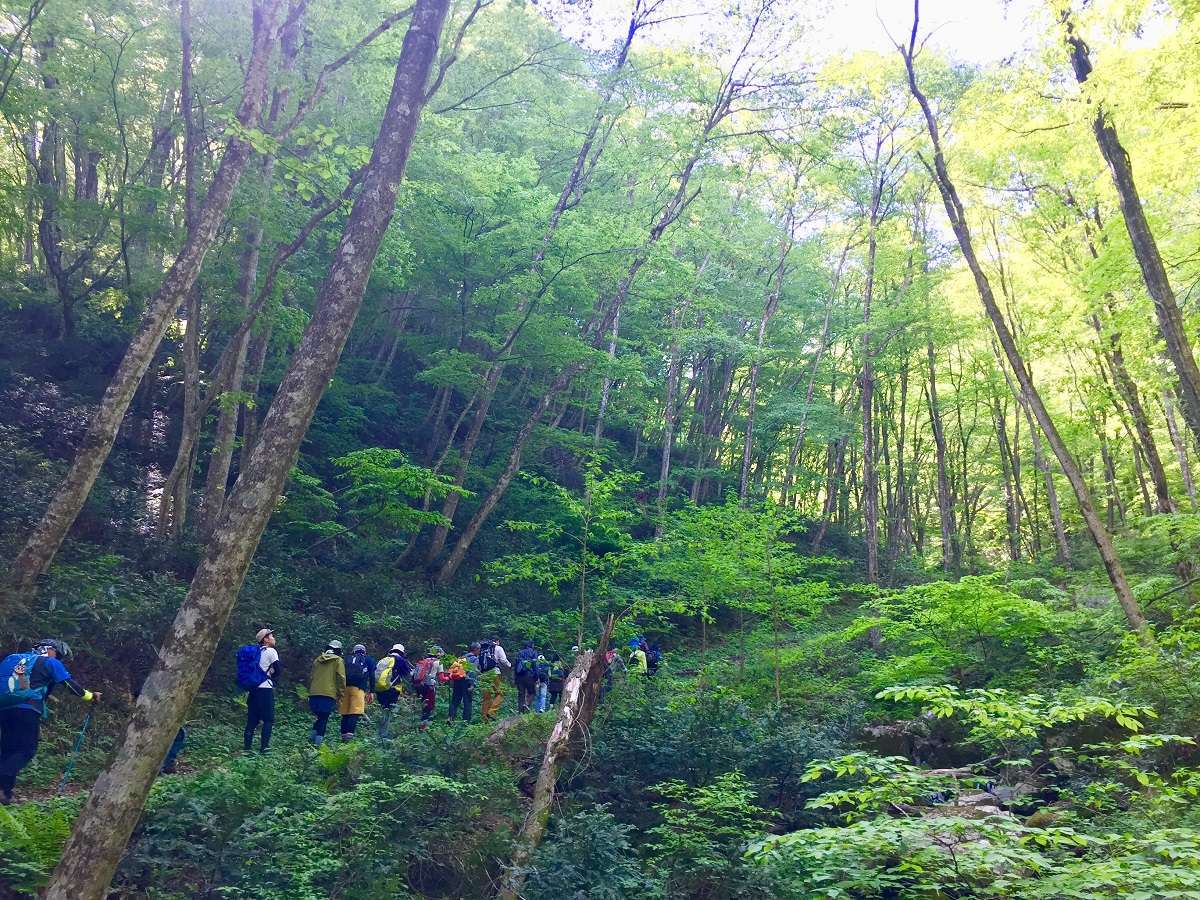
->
<box><xmin>256</xmin><ymin>628</ymin><xmax>274</xmax><ymax>642</ymax></box>
<box><xmin>328</xmin><ymin>639</ymin><xmax>343</xmax><ymax>651</ymax></box>
<box><xmin>391</xmin><ymin>643</ymin><xmax>406</xmax><ymax>653</ymax></box>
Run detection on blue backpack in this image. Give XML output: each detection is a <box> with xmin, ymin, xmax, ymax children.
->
<box><xmin>236</xmin><ymin>645</ymin><xmax>268</xmax><ymax>691</ymax></box>
<box><xmin>0</xmin><ymin>652</ymin><xmax>48</xmax><ymax>711</ymax></box>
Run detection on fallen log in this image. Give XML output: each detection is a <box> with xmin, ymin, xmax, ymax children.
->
<box><xmin>499</xmin><ymin>617</ymin><xmax>612</xmax><ymax>900</ymax></box>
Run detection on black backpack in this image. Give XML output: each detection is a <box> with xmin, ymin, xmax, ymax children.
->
<box><xmin>478</xmin><ymin>641</ymin><xmax>497</xmax><ymax>673</ymax></box>
<box><xmin>347</xmin><ymin>654</ymin><xmax>372</xmax><ymax>690</ymax></box>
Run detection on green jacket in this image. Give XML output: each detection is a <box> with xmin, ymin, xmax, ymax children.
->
<box><xmin>309</xmin><ymin>652</ymin><xmax>346</xmax><ymax>700</ymax></box>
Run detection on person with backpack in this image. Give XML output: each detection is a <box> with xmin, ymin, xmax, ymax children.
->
<box><xmin>339</xmin><ymin>644</ymin><xmax>376</xmax><ymax>742</ymax></box>
<box><xmin>533</xmin><ymin>654</ymin><xmax>551</xmax><ymax>712</ymax></box>
<box><xmin>0</xmin><ymin>639</ymin><xmax>101</xmax><ymax>804</ymax></box>
<box><xmin>547</xmin><ymin>653</ymin><xmax>567</xmax><ymax>707</ymax></box>
<box><xmin>308</xmin><ymin>640</ymin><xmax>346</xmax><ymax>747</ymax></box>
<box><xmin>374</xmin><ymin>643</ymin><xmax>412</xmax><ymax>740</ymax></box>
<box><xmin>412</xmin><ymin>646</ymin><xmax>444</xmax><ymax>729</ymax></box>
<box><xmin>514</xmin><ymin>640</ymin><xmax>538</xmax><ymax>713</ymax></box>
<box><xmin>446</xmin><ymin>644</ymin><xmax>479</xmax><ymax>724</ymax></box>
<box><xmin>478</xmin><ymin>638</ymin><xmax>508</xmax><ymax>722</ymax></box>
<box><xmin>647</xmin><ymin>642</ymin><xmax>663</xmax><ymax>677</ymax></box>
<box><xmin>238</xmin><ymin>628</ymin><xmax>280</xmax><ymax>753</ymax></box>
<box><xmin>629</xmin><ymin>641</ymin><xmax>649</xmax><ymax>676</ymax></box>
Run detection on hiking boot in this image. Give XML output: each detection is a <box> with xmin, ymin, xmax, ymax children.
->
<box><xmin>0</xmin><ymin>791</ymin><xmax>12</xmax><ymax>806</ymax></box>
<box><xmin>160</xmin><ymin>762</ymin><xmax>177</xmax><ymax>775</ymax></box>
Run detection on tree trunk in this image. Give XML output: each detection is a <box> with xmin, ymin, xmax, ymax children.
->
<box><xmin>499</xmin><ymin>620</ymin><xmax>612</xmax><ymax>900</ymax></box>
<box><xmin>196</xmin><ymin>230</ymin><xmax>261</xmax><ymax>537</ymax></box>
<box><xmin>1066</xmin><ymin>24</ymin><xmax>1200</xmax><ymax>449</ymax></box>
<box><xmin>1012</xmin><ymin>376</ymin><xmax>1070</xmax><ymax>564</ymax></box>
<box><xmin>992</xmin><ymin>394</ymin><xmax>1021</xmax><ymax>562</ymax></box>
<box><xmin>435</xmin><ymin>90</ymin><xmax>718</xmax><ymax>582</ymax></box>
<box><xmin>238</xmin><ymin>320</ymin><xmax>273</xmax><ymax>461</ymax></box>
<box><xmin>592</xmin><ymin>304</ymin><xmax>621</xmax><ymax>448</ymax></box>
<box><xmin>1164</xmin><ymin>390</ymin><xmax>1198</xmax><ymax>509</ymax></box>
<box><xmin>656</xmin><ymin>301</ymin><xmax>688</xmax><ymax>537</ymax></box>
<box><xmin>197</xmin><ymin>5</ymin><xmax>303</xmax><ymax>535</ymax></box>
<box><xmin>424</xmin><ymin>6</ymin><xmax>644</xmax><ymax>564</ymax></box>
<box><xmin>740</xmin><ymin>184</ymin><xmax>798</xmax><ymax>504</ymax></box>
<box><xmin>42</xmin><ymin>5</ymin><xmax>448</xmax><ymax>896</ymax></box>
<box><xmin>926</xmin><ymin>341</ymin><xmax>959</xmax><ymax>574</ymax></box>
<box><xmin>2</xmin><ymin>0</ymin><xmax>284</xmax><ymax>610</ymax></box>
<box><xmin>861</xmin><ymin>202</ymin><xmax>881</xmax><ymax>583</ymax></box>
<box><xmin>1090</xmin><ymin>316</ymin><xmax>1174</xmax><ymax>514</ymax></box>
<box><xmin>903</xmin><ymin>33</ymin><xmax>1146</xmax><ymax>632</ymax></box>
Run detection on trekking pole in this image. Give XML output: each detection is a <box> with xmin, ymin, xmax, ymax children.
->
<box><xmin>56</xmin><ymin>711</ymin><xmax>93</xmax><ymax>795</ymax></box>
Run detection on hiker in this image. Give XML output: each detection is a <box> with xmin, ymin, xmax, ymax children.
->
<box><xmin>412</xmin><ymin>646</ymin><xmax>444</xmax><ymax>729</ymax></box>
<box><xmin>629</xmin><ymin>640</ymin><xmax>648</xmax><ymax>676</ymax></box>
<box><xmin>534</xmin><ymin>654</ymin><xmax>550</xmax><ymax>712</ymax></box>
<box><xmin>446</xmin><ymin>644</ymin><xmax>479</xmax><ymax>724</ymax></box>
<box><xmin>374</xmin><ymin>643</ymin><xmax>412</xmax><ymax>740</ymax></box>
<box><xmin>161</xmin><ymin>728</ymin><xmax>186</xmax><ymax>775</ymax></box>
<box><xmin>547</xmin><ymin>653</ymin><xmax>567</xmax><ymax>707</ymax></box>
<box><xmin>514</xmin><ymin>640</ymin><xmax>539</xmax><ymax>713</ymax></box>
<box><xmin>478</xmin><ymin>638</ymin><xmax>507</xmax><ymax>722</ymax></box>
<box><xmin>601</xmin><ymin>647</ymin><xmax>618</xmax><ymax>699</ymax></box>
<box><xmin>340</xmin><ymin>644</ymin><xmax>376</xmax><ymax>742</ymax></box>
<box><xmin>238</xmin><ymin>628</ymin><xmax>279</xmax><ymax>753</ymax></box>
<box><xmin>647</xmin><ymin>642</ymin><xmax>663</xmax><ymax>677</ymax></box>
<box><xmin>0</xmin><ymin>639</ymin><xmax>101</xmax><ymax>804</ymax></box>
<box><xmin>308</xmin><ymin>640</ymin><xmax>346</xmax><ymax>747</ymax></box>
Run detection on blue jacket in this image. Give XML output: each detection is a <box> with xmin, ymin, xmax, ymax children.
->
<box><xmin>17</xmin><ymin>656</ymin><xmax>88</xmax><ymax>713</ymax></box>
<box><xmin>515</xmin><ymin>647</ymin><xmax>538</xmax><ymax>681</ymax></box>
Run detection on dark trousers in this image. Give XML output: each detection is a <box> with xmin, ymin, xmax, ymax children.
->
<box><xmin>548</xmin><ymin>688</ymin><xmax>562</xmax><ymax>707</ymax></box>
<box><xmin>244</xmin><ymin>688</ymin><xmax>275</xmax><ymax>751</ymax></box>
<box><xmin>448</xmin><ymin>681</ymin><xmax>473</xmax><ymax>722</ymax></box>
<box><xmin>377</xmin><ymin>689</ymin><xmax>400</xmax><ymax>738</ymax></box>
<box><xmin>0</xmin><ymin>708</ymin><xmax>41</xmax><ymax>795</ymax></box>
<box><xmin>418</xmin><ymin>684</ymin><xmax>436</xmax><ymax>722</ymax></box>
<box><xmin>340</xmin><ymin>714</ymin><xmax>361</xmax><ymax>739</ymax></box>
<box><xmin>517</xmin><ymin>678</ymin><xmax>536</xmax><ymax>713</ymax></box>
<box><xmin>309</xmin><ymin>695</ymin><xmax>336</xmax><ymax>740</ymax></box>
<box><xmin>162</xmin><ymin>728</ymin><xmax>186</xmax><ymax>772</ymax></box>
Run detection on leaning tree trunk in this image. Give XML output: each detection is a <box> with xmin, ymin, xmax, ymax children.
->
<box><xmin>1065</xmin><ymin>22</ymin><xmax>1200</xmax><ymax>449</ymax></box>
<box><xmin>197</xmin><ymin>4</ymin><xmax>303</xmax><ymax>536</ymax></box>
<box><xmin>1</xmin><ymin>0</ymin><xmax>284</xmax><ymax>611</ymax></box>
<box><xmin>435</xmin><ymin>144</ymin><xmax>708</xmax><ymax>584</ymax></box>
<box><xmin>423</xmin><ymin>11</ymin><xmax>642</xmax><ymax>564</ymax></box>
<box><xmin>902</xmin><ymin>28</ymin><xmax>1146</xmax><ymax>632</ymax></box>
<box><xmin>500</xmin><ymin>620</ymin><xmax>612</xmax><ymax>900</ymax></box>
<box><xmin>42</xmin><ymin>5</ymin><xmax>449</xmax><ymax>896</ymax></box>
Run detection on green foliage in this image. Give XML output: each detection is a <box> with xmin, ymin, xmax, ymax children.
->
<box><xmin>0</xmin><ymin>798</ymin><xmax>81</xmax><ymax>893</ymax></box>
<box><xmin>751</xmin><ymin>816</ymin><xmax>1200</xmax><ymax>899</ymax></box>
<box><xmin>523</xmin><ymin>805</ymin><xmax>659</xmax><ymax>900</ymax></box>
<box><xmin>648</xmin><ymin>771</ymin><xmax>773</xmax><ymax>899</ymax></box>
<box><xmin>801</xmin><ymin>752</ymin><xmax>971</xmax><ymax>822</ymax></box>
<box><xmin>876</xmin><ymin>684</ymin><xmax>1154</xmax><ymax>749</ymax></box>
<box><xmin>861</xmin><ymin>575</ymin><xmax>1081</xmax><ymax>689</ymax></box>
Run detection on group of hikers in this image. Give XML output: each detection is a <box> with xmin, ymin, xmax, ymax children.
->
<box><xmin>240</xmin><ymin>630</ymin><xmax>664</xmax><ymax>751</ymax></box>
<box><xmin>0</xmin><ymin>629</ymin><xmax>665</xmax><ymax>803</ymax></box>
<box><xmin>237</xmin><ymin>630</ymin><xmax>595</xmax><ymax>752</ymax></box>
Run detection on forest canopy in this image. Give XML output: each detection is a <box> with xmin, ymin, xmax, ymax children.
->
<box><xmin>1</xmin><ymin>0</ymin><xmax>1200</xmax><ymax>896</ymax></box>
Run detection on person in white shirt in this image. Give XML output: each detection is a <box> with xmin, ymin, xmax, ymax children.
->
<box><xmin>244</xmin><ymin>628</ymin><xmax>279</xmax><ymax>753</ymax></box>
